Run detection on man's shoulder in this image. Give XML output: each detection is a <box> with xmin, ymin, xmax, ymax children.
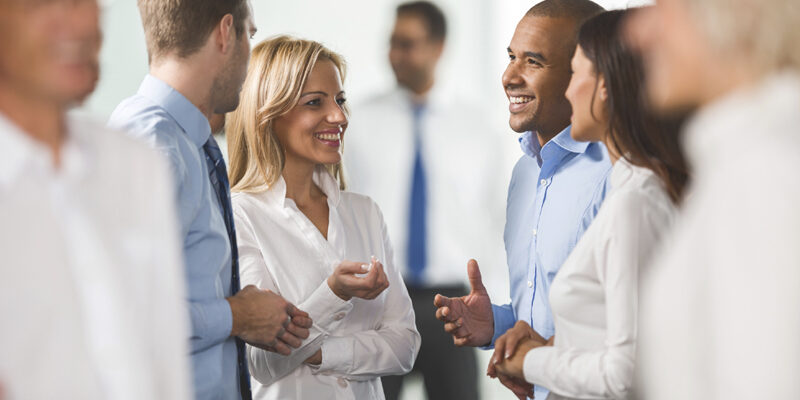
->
<box><xmin>109</xmin><ymin>95</ymin><xmax>183</xmax><ymax>142</ymax></box>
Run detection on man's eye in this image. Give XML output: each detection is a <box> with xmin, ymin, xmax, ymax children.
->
<box><xmin>508</xmin><ymin>54</ymin><xmax>516</xmax><ymax>61</ymax></box>
<box><xmin>527</xmin><ymin>59</ymin><xmax>542</xmax><ymax>67</ymax></box>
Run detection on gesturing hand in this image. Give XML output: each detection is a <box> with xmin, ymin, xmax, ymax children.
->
<box><xmin>228</xmin><ymin>285</ymin><xmax>313</xmax><ymax>355</ymax></box>
<box><xmin>327</xmin><ymin>258</ymin><xmax>390</xmax><ymax>301</ymax></box>
<box><xmin>433</xmin><ymin>259</ymin><xmax>494</xmax><ymax>347</ymax></box>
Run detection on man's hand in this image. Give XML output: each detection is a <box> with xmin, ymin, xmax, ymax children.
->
<box><xmin>327</xmin><ymin>259</ymin><xmax>389</xmax><ymax>301</ymax></box>
<box><xmin>433</xmin><ymin>259</ymin><xmax>494</xmax><ymax>346</ymax></box>
<box><xmin>227</xmin><ymin>285</ymin><xmax>313</xmax><ymax>355</ymax></box>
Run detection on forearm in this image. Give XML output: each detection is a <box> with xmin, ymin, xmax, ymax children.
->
<box><xmin>247</xmin><ymin>281</ymin><xmax>352</xmax><ymax>385</ymax></box>
<box><xmin>522</xmin><ymin>345</ymin><xmax>634</xmax><ymax>399</ymax></box>
<box><xmin>312</xmin><ymin>323</ymin><xmax>421</xmax><ymax>381</ymax></box>
<box><xmin>188</xmin><ymin>299</ymin><xmax>233</xmax><ymax>353</ymax></box>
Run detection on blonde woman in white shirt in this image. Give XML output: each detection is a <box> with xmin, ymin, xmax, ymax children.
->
<box><xmin>225</xmin><ymin>36</ymin><xmax>420</xmax><ymax>400</ymax></box>
<box><xmin>487</xmin><ymin>10</ymin><xmax>689</xmax><ymax>400</ymax></box>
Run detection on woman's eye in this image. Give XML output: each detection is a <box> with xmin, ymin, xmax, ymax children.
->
<box><xmin>336</xmin><ymin>98</ymin><xmax>347</xmax><ymax>105</ymax></box>
<box><xmin>305</xmin><ymin>99</ymin><xmax>321</xmax><ymax>106</ymax></box>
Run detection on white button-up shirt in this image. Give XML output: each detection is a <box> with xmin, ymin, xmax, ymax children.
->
<box><xmin>638</xmin><ymin>73</ymin><xmax>800</xmax><ymax>400</ymax></box>
<box><xmin>232</xmin><ymin>166</ymin><xmax>420</xmax><ymax>400</ymax></box>
<box><xmin>523</xmin><ymin>159</ymin><xmax>677</xmax><ymax>399</ymax></box>
<box><xmin>0</xmin><ymin>113</ymin><xmax>191</xmax><ymax>400</ymax></box>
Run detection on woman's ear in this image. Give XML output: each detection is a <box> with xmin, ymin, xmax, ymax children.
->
<box><xmin>597</xmin><ymin>74</ymin><xmax>609</xmax><ymax>103</ymax></box>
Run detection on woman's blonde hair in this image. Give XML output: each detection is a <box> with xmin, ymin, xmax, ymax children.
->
<box><xmin>227</xmin><ymin>35</ymin><xmax>348</xmax><ymax>193</ymax></box>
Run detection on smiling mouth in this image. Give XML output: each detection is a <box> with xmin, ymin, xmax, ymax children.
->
<box><xmin>509</xmin><ymin>95</ymin><xmax>534</xmax><ymax>104</ymax></box>
<box><xmin>314</xmin><ymin>132</ymin><xmax>342</xmax><ymax>147</ymax></box>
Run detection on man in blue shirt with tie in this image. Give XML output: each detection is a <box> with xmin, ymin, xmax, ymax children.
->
<box><xmin>433</xmin><ymin>0</ymin><xmax>609</xmax><ymax>398</ymax></box>
<box><xmin>109</xmin><ymin>1</ymin><xmax>312</xmax><ymax>399</ymax></box>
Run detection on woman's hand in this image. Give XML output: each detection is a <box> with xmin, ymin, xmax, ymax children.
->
<box><xmin>304</xmin><ymin>349</ymin><xmax>322</xmax><ymax>366</ymax></box>
<box><xmin>488</xmin><ymin>321</ymin><xmax>548</xmax><ymax>384</ymax></box>
<box><xmin>327</xmin><ymin>258</ymin><xmax>390</xmax><ymax>301</ymax></box>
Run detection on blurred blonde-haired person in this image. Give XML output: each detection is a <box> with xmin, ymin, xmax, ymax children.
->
<box><xmin>626</xmin><ymin>1</ymin><xmax>800</xmax><ymax>398</ymax></box>
<box><xmin>226</xmin><ymin>36</ymin><xmax>420</xmax><ymax>400</ymax></box>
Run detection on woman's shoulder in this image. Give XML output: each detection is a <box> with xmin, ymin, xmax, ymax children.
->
<box><xmin>339</xmin><ymin>190</ymin><xmax>385</xmax><ymax>220</ymax></box>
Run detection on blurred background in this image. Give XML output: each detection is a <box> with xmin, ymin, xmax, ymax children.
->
<box><xmin>81</xmin><ymin>1</ymin><xmax>650</xmax><ymax>398</ymax></box>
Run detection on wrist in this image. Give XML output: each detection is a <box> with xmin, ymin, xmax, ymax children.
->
<box><xmin>226</xmin><ymin>296</ymin><xmax>242</xmax><ymax>338</ymax></box>
<box><xmin>327</xmin><ymin>275</ymin><xmax>351</xmax><ymax>301</ymax></box>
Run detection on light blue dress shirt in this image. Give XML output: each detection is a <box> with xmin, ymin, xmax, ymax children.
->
<box><xmin>492</xmin><ymin>127</ymin><xmax>611</xmax><ymax>399</ymax></box>
<box><xmin>109</xmin><ymin>75</ymin><xmax>239</xmax><ymax>400</ymax></box>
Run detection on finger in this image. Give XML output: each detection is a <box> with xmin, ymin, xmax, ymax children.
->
<box><xmin>487</xmin><ymin>357</ymin><xmax>497</xmax><ymax>377</ymax></box>
<box><xmin>286</xmin><ymin>321</ymin><xmax>310</xmax><ymax>340</ymax></box>
<box><xmin>443</xmin><ymin>319</ymin><xmax>468</xmax><ymax>336</ymax></box>
<box><xmin>493</xmin><ymin>335</ymin><xmax>506</xmax><ymax>365</ymax></box>
<box><xmin>337</xmin><ymin>261</ymin><xmax>369</xmax><ymax>275</ymax></box>
<box><xmin>271</xmin><ymin>339</ymin><xmax>292</xmax><ymax>356</ymax></box>
<box><xmin>435</xmin><ymin>306</ymin><xmax>447</xmax><ymax>322</ymax></box>
<box><xmin>287</xmin><ymin>305</ymin><xmax>310</xmax><ymax>319</ymax></box>
<box><xmin>466</xmin><ymin>259</ymin><xmax>487</xmax><ymax>294</ymax></box>
<box><xmin>290</xmin><ymin>315</ymin><xmax>313</xmax><ymax>330</ymax></box>
<box><xmin>453</xmin><ymin>335</ymin><xmax>472</xmax><ymax>347</ymax></box>
<box><xmin>433</xmin><ymin>294</ymin><xmax>452</xmax><ymax>308</ymax></box>
<box><xmin>497</xmin><ymin>374</ymin><xmax>531</xmax><ymax>398</ymax></box>
<box><xmin>505</xmin><ymin>332</ymin><xmax>523</xmax><ymax>359</ymax></box>
<box><xmin>278</xmin><ymin>330</ymin><xmax>303</xmax><ymax>348</ymax></box>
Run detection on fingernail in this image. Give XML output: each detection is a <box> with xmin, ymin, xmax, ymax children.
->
<box><xmin>505</xmin><ymin>351</ymin><xmax>511</xmax><ymax>359</ymax></box>
<box><xmin>457</xmin><ymin>320</ymin><xmax>462</xmax><ymax>327</ymax></box>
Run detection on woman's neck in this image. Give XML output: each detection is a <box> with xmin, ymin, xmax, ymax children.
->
<box><xmin>603</xmin><ymin>134</ymin><xmax>622</xmax><ymax>166</ymax></box>
<box><xmin>282</xmin><ymin>157</ymin><xmax>324</xmax><ymax>205</ymax></box>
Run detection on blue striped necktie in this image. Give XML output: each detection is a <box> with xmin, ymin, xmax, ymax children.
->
<box><xmin>407</xmin><ymin>103</ymin><xmax>428</xmax><ymax>286</ymax></box>
<box><xmin>202</xmin><ymin>135</ymin><xmax>252</xmax><ymax>400</ymax></box>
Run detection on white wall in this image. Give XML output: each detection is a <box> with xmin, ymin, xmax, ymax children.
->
<box><xmin>83</xmin><ymin>1</ymin><xmax>650</xmax><ymax>399</ymax></box>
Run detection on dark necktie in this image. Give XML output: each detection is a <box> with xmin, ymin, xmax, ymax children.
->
<box><xmin>407</xmin><ymin>103</ymin><xmax>428</xmax><ymax>286</ymax></box>
<box><xmin>202</xmin><ymin>135</ymin><xmax>252</xmax><ymax>400</ymax></box>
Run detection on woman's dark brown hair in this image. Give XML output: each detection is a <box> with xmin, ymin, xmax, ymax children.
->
<box><xmin>578</xmin><ymin>9</ymin><xmax>689</xmax><ymax>203</ymax></box>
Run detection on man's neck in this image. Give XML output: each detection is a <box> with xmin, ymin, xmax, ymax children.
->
<box><xmin>535</xmin><ymin>123</ymin><xmax>568</xmax><ymax>148</ymax></box>
<box><xmin>405</xmin><ymin>78</ymin><xmax>434</xmax><ymax>103</ymax></box>
<box><xmin>0</xmin><ymin>82</ymin><xmax>66</xmax><ymax>166</ymax></box>
<box><xmin>150</xmin><ymin>56</ymin><xmax>216</xmax><ymax>120</ymax></box>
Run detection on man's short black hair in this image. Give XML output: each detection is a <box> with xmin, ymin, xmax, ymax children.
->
<box><xmin>396</xmin><ymin>1</ymin><xmax>447</xmax><ymax>41</ymax></box>
<box><xmin>526</xmin><ymin>0</ymin><xmax>605</xmax><ymax>25</ymax></box>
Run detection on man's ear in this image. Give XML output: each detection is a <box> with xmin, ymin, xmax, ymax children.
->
<box><xmin>216</xmin><ymin>14</ymin><xmax>236</xmax><ymax>54</ymax></box>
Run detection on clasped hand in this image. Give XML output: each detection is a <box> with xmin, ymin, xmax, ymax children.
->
<box><xmin>488</xmin><ymin>320</ymin><xmax>552</xmax><ymax>399</ymax></box>
<box><xmin>327</xmin><ymin>257</ymin><xmax>390</xmax><ymax>301</ymax></box>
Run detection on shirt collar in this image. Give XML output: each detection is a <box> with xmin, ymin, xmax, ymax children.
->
<box><xmin>137</xmin><ymin>74</ymin><xmax>211</xmax><ymax>148</ymax></box>
<box><xmin>609</xmin><ymin>157</ymin><xmax>635</xmax><ymax>190</ymax></box>
<box><xmin>0</xmin><ymin>111</ymin><xmax>92</xmax><ymax>189</ymax></box>
<box><xmin>519</xmin><ymin>125</ymin><xmax>590</xmax><ymax>164</ymax></box>
<box><xmin>264</xmin><ymin>165</ymin><xmax>342</xmax><ymax>208</ymax></box>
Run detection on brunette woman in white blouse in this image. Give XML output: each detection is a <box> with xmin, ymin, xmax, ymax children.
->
<box><xmin>225</xmin><ymin>36</ymin><xmax>420</xmax><ymax>400</ymax></box>
<box><xmin>487</xmin><ymin>10</ymin><xmax>689</xmax><ymax>400</ymax></box>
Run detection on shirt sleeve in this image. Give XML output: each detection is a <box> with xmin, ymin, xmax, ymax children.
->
<box><xmin>481</xmin><ymin>303</ymin><xmax>516</xmax><ymax>350</ymax></box>
<box><xmin>146</xmin><ymin>151</ymin><xmax>193</xmax><ymax>400</ymax></box>
<box><xmin>234</xmin><ymin>206</ymin><xmax>354</xmax><ymax>386</ymax></box>
<box><xmin>522</xmin><ymin>192</ymin><xmax>669</xmax><ymax>399</ymax></box>
<box><xmin>310</xmin><ymin>202</ymin><xmax>421</xmax><ymax>381</ymax></box>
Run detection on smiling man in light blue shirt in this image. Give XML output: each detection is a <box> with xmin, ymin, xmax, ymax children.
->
<box><xmin>109</xmin><ymin>1</ymin><xmax>312</xmax><ymax>399</ymax></box>
<box><xmin>433</xmin><ymin>1</ymin><xmax>608</xmax><ymax>398</ymax></box>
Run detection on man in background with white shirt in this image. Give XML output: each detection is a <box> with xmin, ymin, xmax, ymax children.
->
<box><xmin>0</xmin><ymin>0</ymin><xmax>190</xmax><ymax>398</ymax></box>
<box><xmin>345</xmin><ymin>2</ymin><xmax>508</xmax><ymax>399</ymax></box>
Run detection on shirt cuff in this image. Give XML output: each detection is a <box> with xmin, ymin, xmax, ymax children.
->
<box><xmin>522</xmin><ymin>346</ymin><xmax>553</xmax><ymax>387</ymax></box>
<box><xmin>301</xmin><ymin>281</ymin><xmax>353</xmax><ymax>334</ymax></box>
<box><xmin>194</xmin><ymin>298</ymin><xmax>234</xmax><ymax>342</ymax></box>
<box><xmin>480</xmin><ymin>303</ymin><xmax>516</xmax><ymax>350</ymax></box>
<box><xmin>314</xmin><ymin>336</ymin><xmax>354</xmax><ymax>375</ymax></box>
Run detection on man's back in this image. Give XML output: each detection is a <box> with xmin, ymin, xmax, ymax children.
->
<box><xmin>109</xmin><ymin>74</ymin><xmax>238</xmax><ymax>400</ymax></box>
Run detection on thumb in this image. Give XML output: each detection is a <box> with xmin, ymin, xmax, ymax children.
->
<box><xmin>467</xmin><ymin>259</ymin><xmax>486</xmax><ymax>293</ymax></box>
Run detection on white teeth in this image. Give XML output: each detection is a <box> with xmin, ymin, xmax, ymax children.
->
<box><xmin>510</xmin><ymin>96</ymin><xmax>534</xmax><ymax>104</ymax></box>
<box><xmin>315</xmin><ymin>133</ymin><xmax>341</xmax><ymax>141</ymax></box>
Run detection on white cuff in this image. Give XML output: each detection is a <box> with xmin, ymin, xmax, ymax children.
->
<box><xmin>523</xmin><ymin>346</ymin><xmax>554</xmax><ymax>386</ymax></box>
<box><xmin>315</xmin><ymin>336</ymin><xmax>354</xmax><ymax>375</ymax></box>
<box><xmin>301</xmin><ymin>281</ymin><xmax>353</xmax><ymax>334</ymax></box>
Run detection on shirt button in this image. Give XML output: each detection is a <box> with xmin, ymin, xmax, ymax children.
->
<box><xmin>540</xmin><ymin>179</ymin><xmax>547</xmax><ymax>185</ymax></box>
<box><xmin>527</xmin><ymin>280</ymin><xmax>533</xmax><ymax>288</ymax></box>
<box><xmin>337</xmin><ymin>377</ymin><xmax>348</xmax><ymax>388</ymax></box>
<box><xmin>532</xmin><ymin>229</ymin><xmax>537</xmax><ymax>236</ymax></box>
<box><xmin>334</xmin><ymin>312</ymin><xmax>345</xmax><ymax>321</ymax></box>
